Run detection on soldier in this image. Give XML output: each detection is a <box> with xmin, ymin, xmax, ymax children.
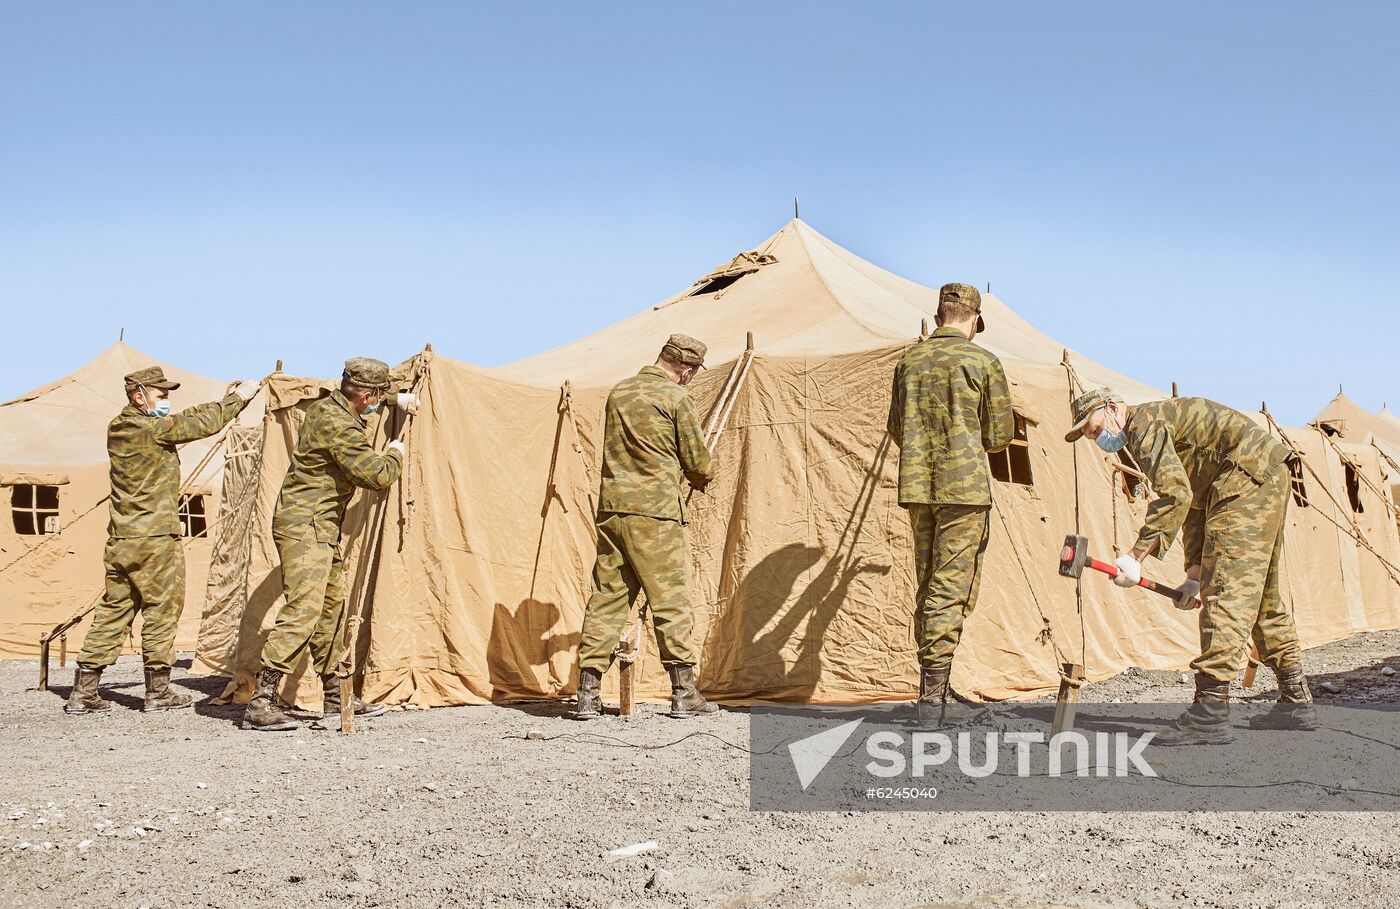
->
<box><xmin>573</xmin><ymin>334</ymin><xmax>717</xmax><ymax>720</ymax></box>
<box><xmin>888</xmin><ymin>283</ymin><xmax>1013</xmax><ymax>719</ymax></box>
<box><xmin>241</xmin><ymin>358</ymin><xmax>416</xmax><ymax>732</ymax></box>
<box><xmin>65</xmin><ymin>366</ymin><xmax>255</xmax><ymax>715</ymax></box>
<box><xmin>1064</xmin><ymin>388</ymin><xmax>1316</xmax><ymax>744</ymax></box>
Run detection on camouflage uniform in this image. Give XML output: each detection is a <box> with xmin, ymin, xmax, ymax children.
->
<box><xmin>77</xmin><ymin>369</ymin><xmax>247</xmax><ymax>672</ymax></box>
<box><xmin>888</xmin><ymin>289</ymin><xmax>1014</xmax><ymax>671</ymax></box>
<box><xmin>576</xmin><ymin>359</ymin><xmax>714</xmax><ymax>674</ymax></box>
<box><xmin>1121</xmin><ymin>397</ymin><xmax>1303</xmax><ymax>683</ymax></box>
<box><xmin>258</xmin><ymin>384</ymin><xmax>403</xmax><ymax>677</ymax></box>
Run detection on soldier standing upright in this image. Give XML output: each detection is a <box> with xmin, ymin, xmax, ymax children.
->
<box><xmin>65</xmin><ymin>366</ymin><xmax>255</xmax><ymax>715</ymax></box>
<box><xmin>241</xmin><ymin>358</ymin><xmax>416</xmax><ymax>732</ymax></box>
<box><xmin>887</xmin><ymin>283</ymin><xmax>1013</xmax><ymax>717</ymax></box>
<box><xmin>573</xmin><ymin>334</ymin><xmax>717</xmax><ymax>720</ymax></box>
<box><xmin>1064</xmin><ymin>388</ymin><xmax>1315</xmax><ymax>744</ymax></box>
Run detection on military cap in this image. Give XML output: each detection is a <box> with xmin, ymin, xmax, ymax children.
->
<box><xmin>660</xmin><ymin>334</ymin><xmax>707</xmax><ymax>369</ymax></box>
<box><xmin>939</xmin><ymin>283</ymin><xmax>986</xmax><ymax>334</ymax></box>
<box><xmin>1064</xmin><ymin>387</ymin><xmax>1125</xmax><ymax>442</ymax></box>
<box><xmin>123</xmin><ymin>366</ymin><xmax>181</xmax><ymax>393</ymax></box>
<box><xmin>342</xmin><ymin>357</ymin><xmax>392</xmax><ymax>391</ymax></box>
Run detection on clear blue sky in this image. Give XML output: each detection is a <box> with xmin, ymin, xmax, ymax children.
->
<box><xmin>2</xmin><ymin>3</ymin><xmax>1396</xmax><ymax>425</ymax></box>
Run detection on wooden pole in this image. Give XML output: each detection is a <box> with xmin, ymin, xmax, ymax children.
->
<box><xmin>38</xmin><ymin>636</ymin><xmax>49</xmax><ymax>691</ymax></box>
<box><xmin>1051</xmin><ymin>663</ymin><xmax>1085</xmax><ymax>737</ymax></box>
<box><xmin>1242</xmin><ymin>644</ymin><xmax>1261</xmax><ymax>688</ymax></box>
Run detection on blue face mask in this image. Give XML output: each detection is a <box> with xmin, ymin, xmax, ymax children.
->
<box><xmin>1095</xmin><ymin>428</ymin><xmax>1127</xmax><ymax>453</ymax></box>
<box><xmin>146</xmin><ymin>397</ymin><xmax>171</xmax><ymax>418</ymax></box>
<box><xmin>362</xmin><ymin>401</ymin><xmax>380</xmax><ymax>415</ymax></box>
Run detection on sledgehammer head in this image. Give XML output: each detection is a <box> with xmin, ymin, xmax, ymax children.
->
<box><xmin>1059</xmin><ymin>534</ymin><xmax>1090</xmax><ymax>579</ymax></box>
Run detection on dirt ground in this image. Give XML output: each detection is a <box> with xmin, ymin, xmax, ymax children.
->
<box><xmin>4</xmin><ymin>631</ymin><xmax>1399</xmax><ymax>909</ymax></box>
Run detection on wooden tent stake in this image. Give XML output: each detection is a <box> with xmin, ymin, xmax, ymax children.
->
<box><xmin>1051</xmin><ymin>663</ymin><xmax>1085</xmax><ymax>737</ymax></box>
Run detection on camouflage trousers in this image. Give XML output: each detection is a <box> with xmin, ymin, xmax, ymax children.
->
<box><xmin>907</xmin><ymin>504</ymin><xmax>990</xmax><ymax>670</ymax></box>
<box><xmin>259</xmin><ymin>532</ymin><xmax>349</xmax><ymax>677</ymax></box>
<box><xmin>78</xmin><ymin>535</ymin><xmax>185</xmax><ymax>671</ymax></box>
<box><xmin>577</xmin><ymin>513</ymin><xmax>697</xmax><ymax>672</ymax></box>
<box><xmin>1192</xmin><ymin>462</ymin><xmax>1303</xmax><ymax>683</ymax></box>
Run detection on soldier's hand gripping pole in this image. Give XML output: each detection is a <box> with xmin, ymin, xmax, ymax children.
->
<box><xmin>1058</xmin><ymin>534</ymin><xmax>1201</xmax><ymax>609</ymax></box>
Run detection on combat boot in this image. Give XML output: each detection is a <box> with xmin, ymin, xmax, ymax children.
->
<box><xmin>915</xmin><ymin>665</ymin><xmax>951</xmax><ymax>726</ymax></box>
<box><xmin>1155</xmin><ymin>674</ymin><xmax>1234</xmax><ymax>746</ymax></box>
<box><xmin>64</xmin><ymin>667</ymin><xmax>111</xmax><ymax>715</ymax></box>
<box><xmin>573</xmin><ymin>667</ymin><xmax>603</xmax><ymax>720</ymax></box>
<box><xmin>241</xmin><ymin>668</ymin><xmax>300</xmax><ymax>732</ymax></box>
<box><xmin>667</xmin><ymin>665</ymin><xmax>719</xmax><ymax>719</ymax></box>
<box><xmin>1247</xmin><ymin>664</ymin><xmax>1319</xmax><ymax>731</ymax></box>
<box><xmin>321</xmin><ymin>675</ymin><xmax>388</xmax><ymax>719</ymax></box>
<box><xmin>142</xmin><ymin>668</ymin><xmax>193</xmax><ymax>711</ymax></box>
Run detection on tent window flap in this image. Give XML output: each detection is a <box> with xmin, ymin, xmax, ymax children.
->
<box><xmin>989</xmin><ymin>413</ymin><xmax>1034</xmax><ymax>486</ymax></box>
<box><xmin>12</xmin><ymin>484</ymin><xmax>60</xmax><ymax>535</ymax></box>
<box><xmin>179</xmin><ymin>494</ymin><xmax>208</xmax><ymax>538</ymax></box>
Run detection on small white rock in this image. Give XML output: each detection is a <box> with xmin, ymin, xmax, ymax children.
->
<box><xmin>423</xmin><ymin>783</ymin><xmax>439</xmax><ymax>792</ymax></box>
<box><xmin>1319</xmin><ymin>681</ymin><xmax>1342</xmax><ymax>694</ymax></box>
<box><xmin>77</xmin><ymin>840</ymin><xmax>93</xmax><ymax>851</ymax></box>
<box><xmin>195</xmin><ymin>782</ymin><xmax>208</xmax><ymax>790</ymax></box>
<box><xmin>413</xmin><ymin>738</ymin><xmax>429</xmax><ymax>744</ymax></box>
<box><xmin>1382</xmin><ymin>666</ymin><xmax>1396</xmax><ymax>677</ymax></box>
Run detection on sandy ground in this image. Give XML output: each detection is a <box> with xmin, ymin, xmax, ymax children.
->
<box><xmin>4</xmin><ymin>631</ymin><xmax>1399</xmax><ymax>909</ymax></box>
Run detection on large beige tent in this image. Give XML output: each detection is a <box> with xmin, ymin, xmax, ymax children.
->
<box><xmin>197</xmin><ymin>221</ymin><xmax>1400</xmax><ymax>706</ymax></box>
<box><xmin>0</xmin><ymin>341</ymin><xmax>261</xmax><ymax>660</ymax></box>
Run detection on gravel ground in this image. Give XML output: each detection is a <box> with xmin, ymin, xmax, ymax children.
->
<box><xmin>4</xmin><ymin>631</ymin><xmax>1399</xmax><ymax>909</ymax></box>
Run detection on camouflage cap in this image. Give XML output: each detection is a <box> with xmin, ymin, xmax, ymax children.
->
<box><xmin>123</xmin><ymin>366</ymin><xmax>180</xmax><ymax>393</ymax></box>
<box><xmin>660</xmin><ymin>334</ymin><xmax>707</xmax><ymax>369</ymax></box>
<box><xmin>939</xmin><ymin>283</ymin><xmax>986</xmax><ymax>333</ymax></box>
<box><xmin>1064</xmin><ymin>387</ymin><xmax>1124</xmax><ymax>442</ymax></box>
<box><xmin>342</xmin><ymin>357</ymin><xmax>392</xmax><ymax>391</ymax></box>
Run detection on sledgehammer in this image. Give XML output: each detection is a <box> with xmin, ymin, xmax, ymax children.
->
<box><xmin>1058</xmin><ymin>534</ymin><xmax>1201</xmax><ymax>609</ymax></box>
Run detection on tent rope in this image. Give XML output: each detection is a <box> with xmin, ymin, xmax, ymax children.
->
<box><xmin>1316</xmin><ymin>430</ymin><xmax>1400</xmax><ymax>524</ymax></box>
<box><xmin>1262</xmin><ymin>412</ymin><xmax>1400</xmax><ymax>588</ymax></box>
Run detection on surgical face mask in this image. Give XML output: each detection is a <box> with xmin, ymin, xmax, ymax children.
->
<box><xmin>362</xmin><ymin>397</ymin><xmax>380</xmax><ymax>415</ymax></box>
<box><xmin>149</xmin><ymin>400</ymin><xmax>172</xmax><ymax>418</ymax></box>
<box><xmin>1095</xmin><ymin>408</ymin><xmax>1127</xmax><ymax>453</ymax></box>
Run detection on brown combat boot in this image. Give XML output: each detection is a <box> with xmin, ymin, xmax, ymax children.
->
<box><xmin>667</xmin><ymin>665</ymin><xmax>719</xmax><ymax>719</ymax></box>
<box><xmin>321</xmin><ymin>674</ymin><xmax>387</xmax><ymax>719</ymax></box>
<box><xmin>1155</xmin><ymin>674</ymin><xmax>1235</xmax><ymax>746</ymax></box>
<box><xmin>916</xmin><ymin>665</ymin><xmax>951</xmax><ymax>726</ymax></box>
<box><xmin>241</xmin><ymin>668</ymin><xmax>300</xmax><ymax>732</ymax></box>
<box><xmin>64</xmin><ymin>668</ymin><xmax>111</xmax><ymax>715</ymax></box>
<box><xmin>573</xmin><ymin>667</ymin><xmax>603</xmax><ymax>720</ymax></box>
<box><xmin>142</xmin><ymin>668</ymin><xmax>193</xmax><ymax>712</ymax></box>
<box><xmin>1248</xmin><ymin>665</ymin><xmax>1319</xmax><ymax>731</ymax></box>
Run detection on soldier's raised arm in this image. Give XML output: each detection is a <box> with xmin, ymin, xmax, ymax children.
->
<box><xmin>330</xmin><ymin>421</ymin><xmax>404</xmax><ymax>491</ymax></box>
<box><xmin>980</xmin><ymin>357</ymin><xmax>1014</xmax><ymax>454</ymax></box>
<box><xmin>152</xmin><ymin>389</ymin><xmax>251</xmax><ymax>446</ymax></box>
<box><xmin>676</xmin><ymin>394</ymin><xmax>714</xmax><ymax>490</ymax></box>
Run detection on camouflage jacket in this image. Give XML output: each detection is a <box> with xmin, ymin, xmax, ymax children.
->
<box><xmin>597</xmin><ymin>366</ymin><xmax>714</xmax><ymax>523</ymax></box>
<box><xmin>887</xmin><ymin>327</ymin><xmax>1014</xmax><ymax>506</ymax></box>
<box><xmin>1125</xmin><ymin>397</ymin><xmax>1292</xmax><ymax>563</ymax></box>
<box><xmin>271</xmin><ymin>390</ymin><xmax>403</xmax><ymax>543</ymax></box>
<box><xmin>107</xmin><ymin>394</ymin><xmax>248</xmax><ymax>539</ymax></box>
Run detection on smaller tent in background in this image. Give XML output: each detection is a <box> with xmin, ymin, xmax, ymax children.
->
<box><xmin>1313</xmin><ymin>391</ymin><xmax>1400</xmax><ymax>514</ymax></box>
<box><xmin>0</xmin><ymin>341</ymin><xmax>263</xmax><ymax>660</ymax></box>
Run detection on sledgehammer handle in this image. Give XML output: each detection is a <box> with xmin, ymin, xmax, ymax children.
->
<box><xmin>1087</xmin><ymin>557</ymin><xmax>1201</xmax><ymax>609</ymax></box>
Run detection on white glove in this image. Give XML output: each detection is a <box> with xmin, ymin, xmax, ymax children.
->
<box><xmin>231</xmin><ymin>381</ymin><xmax>258</xmax><ymax>403</ymax></box>
<box><xmin>386</xmin><ymin>439</ymin><xmax>406</xmax><ymax>457</ymax></box>
<box><xmin>1174</xmin><ymin>578</ymin><xmax>1201</xmax><ymax>611</ymax></box>
<box><xmin>1112</xmin><ymin>554</ymin><xmax>1142</xmax><ymax>588</ymax></box>
<box><xmin>395</xmin><ymin>392</ymin><xmax>420</xmax><ymax>415</ymax></box>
